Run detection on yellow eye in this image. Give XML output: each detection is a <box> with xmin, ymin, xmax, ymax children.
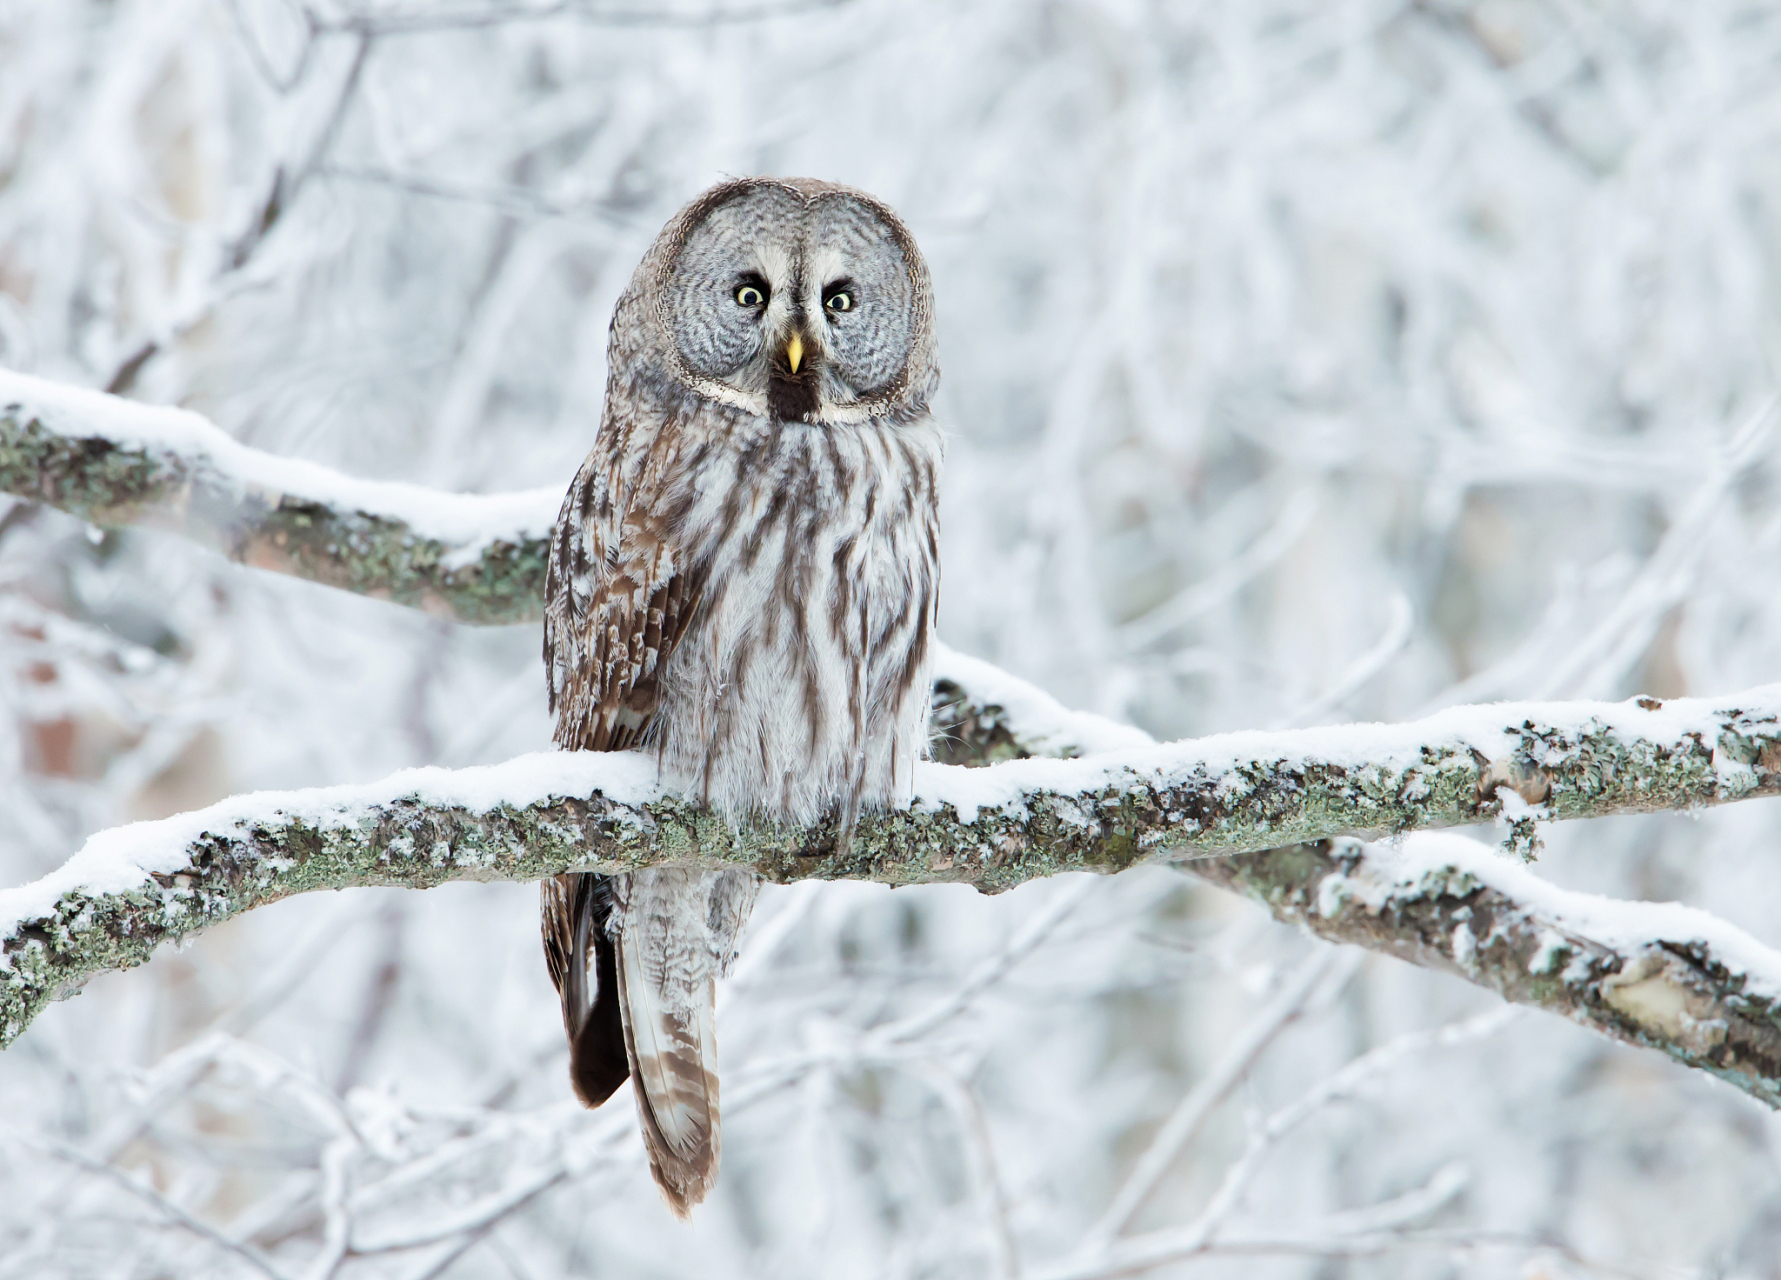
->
<box><xmin>735</xmin><ymin>284</ymin><xmax>766</xmax><ymax>307</ymax></box>
<box><xmin>826</xmin><ymin>291</ymin><xmax>854</xmax><ymax>313</ymax></box>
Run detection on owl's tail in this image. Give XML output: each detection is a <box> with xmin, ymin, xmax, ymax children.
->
<box><xmin>611</xmin><ymin>871</ymin><xmax>724</xmax><ymax>1218</ymax></box>
<box><xmin>543</xmin><ymin>867</ymin><xmax>751</xmax><ymax>1217</ymax></box>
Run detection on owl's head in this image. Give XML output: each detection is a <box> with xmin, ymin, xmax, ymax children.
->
<box><xmin>630</xmin><ymin>178</ymin><xmax>936</xmax><ymax>426</ymax></box>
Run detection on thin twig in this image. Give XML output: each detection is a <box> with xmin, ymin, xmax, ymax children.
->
<box><xmin>36</xmin><ymin>1140</ymin><xmax>294</xmax><ymax>1280</ymax></box>
<box><xmin>1081</xmin><ymin>946</ymin><xmax>1351</xmax><ymax>1244</ymax></box>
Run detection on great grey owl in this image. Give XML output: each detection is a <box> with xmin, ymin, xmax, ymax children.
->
<box><xmin>541</xmin><ymin>178</ymin><xmax>941</xmax><ymax>1215</ymax></box>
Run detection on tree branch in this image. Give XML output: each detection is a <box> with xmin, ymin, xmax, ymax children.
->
<box><xmin>7</xmin><ymin>368</ymin><xmax>1781</xmax><ymax>1111</ymax></box>
<box><xmin>0</xmin><ymin>370</ymin><xmax>555</xmax><ymax>625</ymax></box>
<box><xmin>1195</xmin><ymin>834</ymin><xmax>1781</xmax><ymax>1108</ymax></box>
<box><xmin>8</xmin><ymin>680</ymin><xmax>1781</xmax><ymax>1089</ymax></box>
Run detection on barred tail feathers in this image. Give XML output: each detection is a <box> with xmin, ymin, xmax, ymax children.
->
<box><xmin>611</xmin><ymin>868</ymin><xmax>725</xmax><ymax>1217</ymax></box>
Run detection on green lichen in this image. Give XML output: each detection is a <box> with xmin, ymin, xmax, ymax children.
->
<box><xmin>0</xmin><ymin>406</ymin><xmax>551</xmax><ymax>626</ymax></box>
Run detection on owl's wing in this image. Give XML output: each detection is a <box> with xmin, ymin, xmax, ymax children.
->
<box><xmin>542</xmin><ymin>449</ymin><xmax>703</xmax><ymax>1093</ymax></box>
<box><xmin>544</xmin><ymin>456</ymin><xmax>702</xmax><ymax>753</ymax></box>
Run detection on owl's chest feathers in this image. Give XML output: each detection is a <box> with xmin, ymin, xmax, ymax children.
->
<box><xmin>646</xmin><ymin>408</ymin><xmax>941</xmax><ymax>824</ymax></box>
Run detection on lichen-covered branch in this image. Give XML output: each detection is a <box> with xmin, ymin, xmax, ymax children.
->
<box><xmin>1193</xmin><ymin>834</ymin><xmax>1781</xmax><ymax>1107</ymax></box>
<box><xmin>0</xmin><ymin>369</ymin><xmax>556</xmax><ymax>625</ymax></box>
<box><xmin>9</xmin><ymin>684</ymin><xmax>1781</xmax><ymax>1080</ymax></box>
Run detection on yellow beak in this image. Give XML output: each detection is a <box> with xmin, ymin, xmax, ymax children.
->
<box><xmin>785</xmin><ymin>332</ymin><xmax>804</xmax><ymax>375</ymax></box>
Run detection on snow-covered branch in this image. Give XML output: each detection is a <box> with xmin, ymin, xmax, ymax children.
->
<box><xmin>0</xmin><ymin>370</ymin><xmax>556</xmax><ymax>625</ymax></box>
<box><xmin>9</xmin><ymin>679</ymin><xmax>1781</xmax><ymax>1106</ymax></box>
<box><xmin>0</xmin><ymin>369</ymin><xmax>1139</xmax><ymax>759</ymax></box>
<box><xmin>1196</xmin><ymin>835</ymin><xmax>1781</xmax><ymax>1110</ymax></box>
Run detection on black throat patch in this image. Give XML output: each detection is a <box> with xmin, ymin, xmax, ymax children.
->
<box><xmin>768</xmin><ymin>370</ymin><xmax>819</xmax><ymax>423</ymax></box>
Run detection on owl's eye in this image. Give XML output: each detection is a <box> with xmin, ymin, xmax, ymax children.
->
<box><xmin>735</xmin><ymin>283</ymin><xmax>767</xmax><ymax>308</ymax></box>
<box><xmin>825</xmin><ymin>289</ymin><xmax>854</xmax><ymax>314</ymax></box>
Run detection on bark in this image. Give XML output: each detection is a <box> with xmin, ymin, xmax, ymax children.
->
<box><xmin>0</xmin><ymin>370</ymin><xmax>551</xmax><ymax>625</ymax></box>
<box><xmin>1194</xmin><ymin>838</ymin><xmax>1781</xmax><ymax>1107</ymax></box>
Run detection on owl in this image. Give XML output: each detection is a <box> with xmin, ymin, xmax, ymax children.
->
<box><xmin>540</xmin><ymin>178</ymin><xmax>942</xmax><ymax>1215</ymax></box>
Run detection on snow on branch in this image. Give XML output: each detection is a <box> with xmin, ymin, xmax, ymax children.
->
<box><xmin>1197</xmin><ymin>834</ymin><xmax>1781</xmax><ymax>1110</ymax></box>
<box><xmin>929</xmin><ymin>645</ymin><xmax>1156</xmax><ymax>763</ymax></box>
<box><xmin>0</xmin><ymin>369</ymin><xmax>558</xmax><ymax>625</ymax></box>
<box><xmin>9</xmin><ymin>682</ymin><xmax>1781</xmax><ymax>1105</ymax></box>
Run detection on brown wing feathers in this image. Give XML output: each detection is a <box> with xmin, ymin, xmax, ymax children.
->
<box><xmin>551</xmin><ymin>503</ymin><xmax>697</xmax><ymax>754</ymax></box>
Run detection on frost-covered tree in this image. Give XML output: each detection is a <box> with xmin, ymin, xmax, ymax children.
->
<box><xmin>8</xmin><ymin>3</ymin><xmax>1781</xmax><ymax>1277</ymax></box>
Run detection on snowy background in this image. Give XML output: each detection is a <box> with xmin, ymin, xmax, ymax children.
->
<box><xmin>6</xmin><ymin>1</ymin><xmax>1781</xmax><ymax>1275</ymax></box>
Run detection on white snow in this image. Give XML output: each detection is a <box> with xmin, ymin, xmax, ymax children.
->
<box><xmin>913</xmin><ymin>683</ymin><xmax>1781</xmax><ymax>823</ymax></box>
<box><xmin>1370</xmin><ymin>832</ymin><xmax>1781</xmax><ymax>1001</ymax></box>
<box><xmin>0</xmin><ymin>751</ymin><xmax>663</xmax><ymax>961</ymax></box>
<box><xmin>0</xmin><ymin>368</ymin><xmax>560</xmax><ymax>554</ymax></box>
<box><xmin>931</xmin><ymin>644</ymin><xmax>1158</xmax><ymax>757</ymax></box>
<box><xmin>1529</xmin><ymin>929</ymin><xmax>1570</xmax><ymax>976</ymax></box>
